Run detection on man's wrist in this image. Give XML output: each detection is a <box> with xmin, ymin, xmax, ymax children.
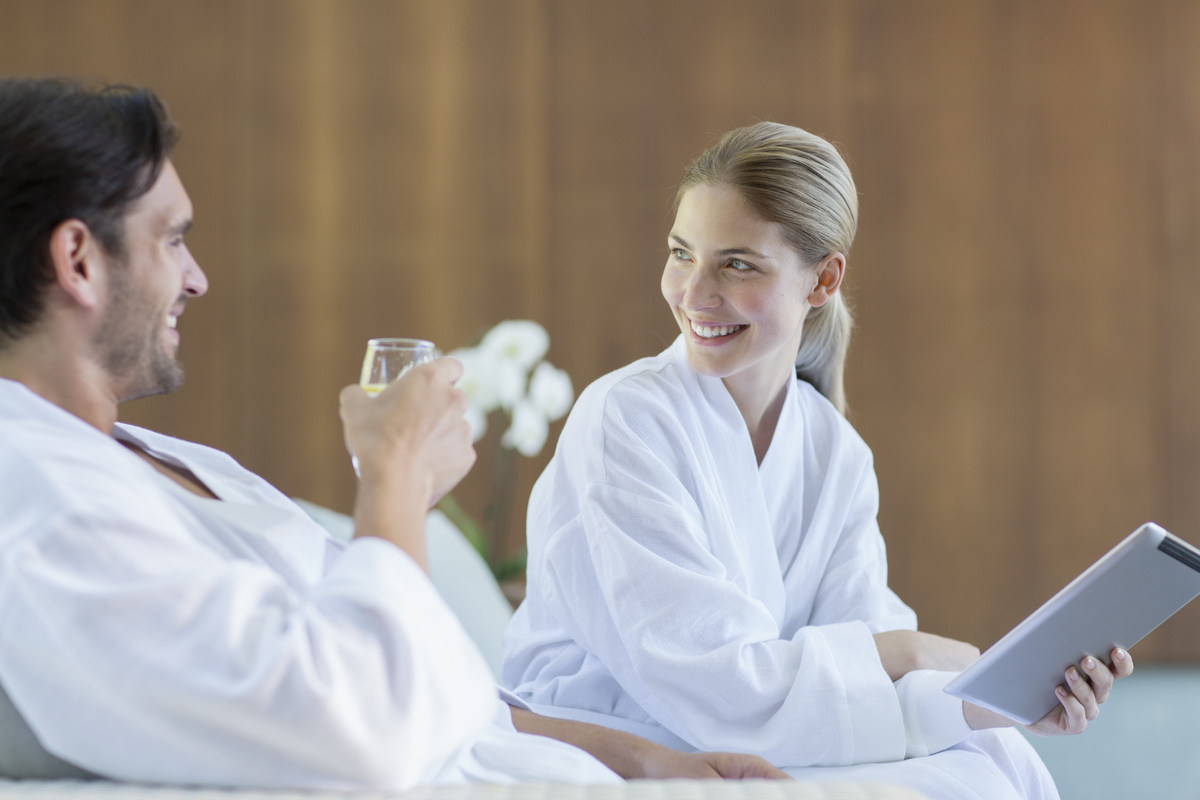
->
<box><xmin>352</xmin><ymin>461</ymin><xmax>433</xmax><ymax>568</ymax></box>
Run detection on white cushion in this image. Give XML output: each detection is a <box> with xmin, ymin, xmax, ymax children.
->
<box><xmin>292</xmin><ymin>500</ymin><xmax>513</xmax><ymax>679</ymax></box>
<box><xmin>0</xmin><ymin>680</ymin><xmax>95</xmax><ymax>780</ymax></box>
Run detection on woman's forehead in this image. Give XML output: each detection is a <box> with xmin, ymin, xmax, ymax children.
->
<box><xmin>672</xmin><ymin>184</ymin><xmax>789</xmax><ymax>253</ymax></box>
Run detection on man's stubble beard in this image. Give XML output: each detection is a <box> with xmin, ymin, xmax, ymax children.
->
<box><xmin>93</xmin><ymin>259</ymin><xmax>185</xmax><ymax>403</ymax></box>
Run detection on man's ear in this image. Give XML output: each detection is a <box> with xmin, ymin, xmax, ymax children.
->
<box><xmin>47</xmin><ymin>219</ymin><xmax>107</xmax><ymax>310</ymax></box>
<box><xmin>807</xmin><ymin>253</ymin><xmax>846</xmax><ymax>308</ymax></box>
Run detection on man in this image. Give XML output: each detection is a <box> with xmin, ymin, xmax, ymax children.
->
<box><xmin>0</xmin><ymin>78</ymin><xmax>784</xmax><ymax>788</ymax></box>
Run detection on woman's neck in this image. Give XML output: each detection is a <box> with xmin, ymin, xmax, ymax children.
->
<box><xmin>722</xmin><ymin>370</ymin><xmax>790</xmax><ymax>466</ymax></box>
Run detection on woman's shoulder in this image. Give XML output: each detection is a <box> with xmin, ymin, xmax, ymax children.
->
<box><xmin>549</xmin><ymin>343</ymin><xmax>711</xmax><ymax>494</ymax></box>
<box><xmin>573</xmin><ymin>344</ymin><xmax>693</xmax><ymax>421</ymax></box>
<box><xmin>556</xmin><ymin>343</ymin><xmax>704</xmax><ymax>468</ymax></box>
<box><xmin>791</xmin><ymin>377</ymin><xmax>872</xmax><ymax>464</ymax></box>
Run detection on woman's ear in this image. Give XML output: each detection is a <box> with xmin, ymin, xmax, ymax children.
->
<box><xmin>807</xmin><ymin>253</ymin><xmax>846</xmax><ymax>308</ymax></box>
<box><xmin>47</xmin><ymin>219</ymin><xmax>106</xmax><ymax>310</ymax></box>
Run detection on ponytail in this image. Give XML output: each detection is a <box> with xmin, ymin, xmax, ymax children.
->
<box><xmin>795</xmin><ymin>291</ymin><xmax>852</xmax><ymax>414</ymax></box>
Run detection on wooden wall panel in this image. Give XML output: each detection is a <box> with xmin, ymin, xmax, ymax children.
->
<box><xmin>1151</xmin><ymin>0</ymin><xmax>1200</xmax><ymax>659</ymax></box>
<box><xmin>845</xmin><ymin>1</ymin><xmax>1040</xmax><ymax>642</ymax></box>
<box><xmin>3</xmin><ymin>0</ymin><xmax>1200</xmax><ymax>660</ymax></box>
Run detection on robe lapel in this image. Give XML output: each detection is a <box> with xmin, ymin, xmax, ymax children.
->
<box><xmin>687</xmin><ymin>364</ymin><xmax>788</xmax><ymax>627</ymax></box>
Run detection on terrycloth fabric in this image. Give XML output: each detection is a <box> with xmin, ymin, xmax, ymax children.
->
<box><xmin>503</xmin><ymin>339</ymin><xmax>1057</xmax><ymax>799</ymax></box>
<box><xmin>0</xmin><ymin>378</ymin><xmax>618</xmax><ymax>790</ymax></box>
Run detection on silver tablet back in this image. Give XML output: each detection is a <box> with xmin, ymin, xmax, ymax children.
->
<box><xmin>945</xmin><ymin>523</ymin><xmax>1200</xmax><ymax>724</ymax></box>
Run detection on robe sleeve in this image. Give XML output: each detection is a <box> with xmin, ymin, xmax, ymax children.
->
<box><xmin>532</xmin><ymin>383</ymin><xmax>911</xmax><ymax>767</ymax></box>
<box><xmin>805</xmin><ymin>451</ymin><xmax>920</xmax><ymax>633</ymax></box>
<box><xmin>895</xmin><ymin>670</ymin><xmax>975</xmax><ymax>758</ymax></box>
<box><xmin>800</xmin><ymin>413</ymin><xmax>974</xmax><ymax>757</ymax></box>
<box><xmin>0</xmin><ymin>460</ymin><xmax>496</xmax><ymax>790</ymax></box>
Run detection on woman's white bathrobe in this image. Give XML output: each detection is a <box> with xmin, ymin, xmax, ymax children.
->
<box><xmin>503</xmin><ymin>338</ymin><xmax>1057</xmax><ymax>800</ymax></box>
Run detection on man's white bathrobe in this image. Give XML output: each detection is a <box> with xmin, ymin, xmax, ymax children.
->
<box><xmin>503</xmin><ymin>338</ymin><xmax>1057</xmax><ymax>800</ymax></box>
<box><xmin>0</xmin><ymin>378</ymin><xmax>618</xmax><ymax>789</ymax></box>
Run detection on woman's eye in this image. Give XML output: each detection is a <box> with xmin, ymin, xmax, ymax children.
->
<box><xmin>670</xmin><ymin>248</ymin><xmax>690</xmax><ymax>261</ymax></box>
<box><xmin>730</xmin><ymin>259</ymin><xmax>751</xmax><ymax>271</ymax></box>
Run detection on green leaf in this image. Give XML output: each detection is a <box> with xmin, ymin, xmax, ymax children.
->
<box><xmin>436</xmin><ymin>494</ymin><xmax>489</xmax><ymax>561</ymax></box>
<box><xmin>492</xmin><ymin>549</ymin><xmax>528</xmax><ymax>583</ymax></box>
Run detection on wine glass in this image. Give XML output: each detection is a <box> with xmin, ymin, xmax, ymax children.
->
<box><xmin>359</xmin><ymin>337</ymin><xmax>439</xmax><ymax>395</ymax></box>
<box><xmin>351</xmin><ymin>338</ymin><xmax>439</xmax><ymax>475</ymax></box>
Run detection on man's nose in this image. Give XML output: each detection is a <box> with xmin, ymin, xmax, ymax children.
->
<box><xmin>183</xmin><ymin>249</ymin><xmax>209</xmax><ymax>297</ymax></box>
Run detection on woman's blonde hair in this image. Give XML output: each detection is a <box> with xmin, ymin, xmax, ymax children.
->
<box><xmin>676</xmin><ymin>122</ymin><xmax>858</xmax><ymax>414</ymax></box>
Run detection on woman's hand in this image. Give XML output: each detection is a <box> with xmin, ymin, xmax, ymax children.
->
<box><xmin>873</xmin><ymin>629</ymin><xmax>981</xmax><ymax>681</ymax></box>
<box><xmin>508</xmin><ymin>706</ymin><xmax>791</xmax><ymax>780</ymax></box>
<box><xmin>1025</xmin><ymin>647</ymin><xmax>1135</xmax><ymax>735</ymax></box>
<box><xmin>640</xmin><ymin>749</ymin><xmax>790</xmax><ymax>780</ymax></box>
<box><xmin>963</xmin><ymin>647</ymin><xmax>1135</xmax><ymax>735</ymax></box>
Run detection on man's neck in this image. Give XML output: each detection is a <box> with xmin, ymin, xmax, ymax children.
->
<box><xmin>118</xmin><ymin>440</ymin><xmax>219</xmax><ymax>500</ymax></box>
<box><xmin>0</xmin><ymin>330</ymin><xmax>119</xmax><ymax>433</ymax></box>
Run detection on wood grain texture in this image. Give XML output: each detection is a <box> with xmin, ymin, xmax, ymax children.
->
<box><xmin>2</xmin><ymin>0</ymin><xmax>1198</xmax><ymax>659</ymax></box>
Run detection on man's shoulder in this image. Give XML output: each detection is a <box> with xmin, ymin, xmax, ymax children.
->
<box><xmin>0</xmin><ymin>381</ymin><xmax>117</xmax><ymax>470</ymax></box>
<box><xmin>0</xmin><ymin>399</ymin><xmax>176</xmax><ymax>544</ymax></box>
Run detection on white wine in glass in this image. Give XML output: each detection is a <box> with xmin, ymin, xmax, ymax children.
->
<box><xmin>359</xmin><ymin>338</ymin><xmax>439</xmax><ymax>395</ymax></box>
<box><xmin>351</xmin><ymin>337</ymin><xmax>439</xmax><ymax>475</ymax></box>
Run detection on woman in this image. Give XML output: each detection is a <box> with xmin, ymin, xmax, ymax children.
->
<box><xmin>501</xmin><ymin>122</ymin><xmax>1130</xmax><ymax>800</ymax></box>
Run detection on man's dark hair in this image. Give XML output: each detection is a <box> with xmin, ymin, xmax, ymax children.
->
<box><xmin>0</xmin><ymin>78</ymin><xmax>179</xmax><ymax>339</ymax></box>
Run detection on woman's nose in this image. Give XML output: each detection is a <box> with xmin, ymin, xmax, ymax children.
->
<box><xmin>682</xmin><ymin>268</ymin><xmax>720</xmax><ymax>310</ymax></box>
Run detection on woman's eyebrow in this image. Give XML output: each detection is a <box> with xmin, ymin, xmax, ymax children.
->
<box><xmin>718</xmin><ymin>247</ymin><xmax>772</xmax><ymax>260</ymax></box>
<box><xmin>670</xmin><ymin>233</ymin><xmax>772</xmax><ymax>260</ymax></box>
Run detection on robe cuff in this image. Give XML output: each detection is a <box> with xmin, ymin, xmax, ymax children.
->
<box><xmin>323</xmin><ymin>536</ymin><xmax>486</xmax><ymax>667</ymax></box>
<box><xmin>896</xmin><ymin>669</ymin><xmax>974</xmax><ymax>757</ymax></box>
<box><xmin>812</xmin><ymin>621</ymin><xmax>906</xmax><ymax>764</ymax></box>
<box><xmin>326</xmin><ymin>535</ymin><xmax>434</xmax><ymax>596</ymax></box>
<box><xmin>497</xmin><ymin>686</ymin><xmax>531</xmax><ymax>712</ymax></box>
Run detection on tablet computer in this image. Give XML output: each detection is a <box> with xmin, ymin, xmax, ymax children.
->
<box><xmin>944</xmin><ymin>522</ymin><xmax>1200</xmax><ymax>724</ymax></box>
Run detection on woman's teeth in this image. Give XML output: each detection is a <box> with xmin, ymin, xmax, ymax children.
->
<box><xmin>690</xmin><ymin>320</ymin><xmax>744</xmax><ymax>339</ymax></box>
<box><xmin>166</xmin><ymin>316</ymin><xmax>178</xmax><ymax>329</ymax></box>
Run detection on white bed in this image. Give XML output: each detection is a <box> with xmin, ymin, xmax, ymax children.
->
<box><xmin>0</xmin><ymin>780</ymin><xmax>926</xmax><ymax>800</ymax></box>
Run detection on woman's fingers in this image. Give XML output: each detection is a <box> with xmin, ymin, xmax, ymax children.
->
<box><xmin>1054</xmin><ymin>684</ymin><xmax>1088</xmax><ymax>733</ymax></box>
<box><xmin>1111</xmin><ymin>647</ymin><xmax>1134</xmax><ymax>678</ymax></box>
<box><xmin>1079</xmin><ymin>655</ymin><xmax>1115</xmax><ymax>705</ymax></box>
<box><xmin>1064</xmin><ymin>665</ymin><xmax>1100</xmax><ymax>721</ymax></box>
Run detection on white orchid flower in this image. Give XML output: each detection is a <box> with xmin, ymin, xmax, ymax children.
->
<box><xmin>501</xmin><ymin>399</ymin><xmax>549</xmax><ymax>457</ymax></box>
<box><xmin>463</xmin><ymin>404</ymin><xmax>488</xmax><ymax>443</ymax></box>
<box><xmin>481</xmin><ymin>320</ymin><xmax>550</xmax><ymax>372</ymax></box>
<box><xmin>449</xmin><ymin>346</ymin><xmax>501</xmax><ymax>414</ymax></box>
<box><xmin>493</xmin><ymin>359</ymin><xmax>527</xmax><ymax>411</ymax></box>
<box><xmin>529</xmin><ymin>361</ymin><xmax>574</xmax><ymax>421</ymax></box>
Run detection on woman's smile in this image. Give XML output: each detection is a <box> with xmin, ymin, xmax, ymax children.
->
<box><xmin>688</xmin><ymin>318</ymin><xmax>748</xmax><ymax>341</ymax></box>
